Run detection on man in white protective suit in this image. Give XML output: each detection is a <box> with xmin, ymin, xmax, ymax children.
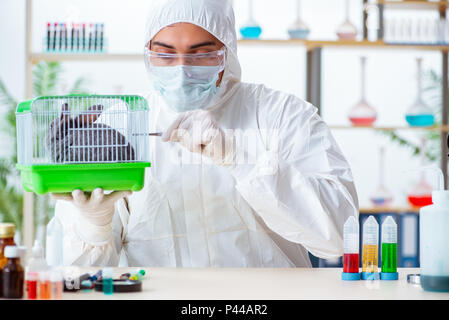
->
<box><xmin>49</xmin><ymin>0</ymin><xmax>359</xmax><ymax>267</ymax></box>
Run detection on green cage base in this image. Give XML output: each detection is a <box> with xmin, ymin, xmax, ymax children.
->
<box><xmin>17</xmin><ymin>162</ymin><xmax>151</xmax><ymax>195</ymax></box>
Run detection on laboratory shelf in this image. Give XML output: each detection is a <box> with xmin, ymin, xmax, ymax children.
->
<box><xmin>328</xmin><ymin>125</ymin><xmax>449</xmax><ymax>132</ymax></box>
<box><xmin>237</xmin><ymin>39</ymin><xmax>449</xmax><ymax>51</ymax></box>
<box><xmin>377</xmin><ymin>0</ymin><xmax>449</xmax><ymax>11</ymax></box>
<box><xmin>28</xmin><ymin>53</ymin><xmax>143</xmax><ymax>64</ymax></box>
<box><xmin>359</xmin><ymin>207</ymin><xmax>419</xmax><ymax>213</ymax></box>
<box><xmin>29</xmin><ymin>40</ymin><xmax>449</xmax><ymax>65</ymax></box>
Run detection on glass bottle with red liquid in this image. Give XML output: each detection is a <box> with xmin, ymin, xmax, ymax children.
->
<box><xmin>341</xmin><ymin>216</ymin><xmax>361</xmax><ymax>280</ymax></box>
<box><xmin>407</xmin><ymin>138</ymin><xmax>433</xmax><ymax>208</ymax></box>
<box><xmin>348</xmin><ymin>56</ymin><xmax>377</xmax><ymax>126</ymax></box>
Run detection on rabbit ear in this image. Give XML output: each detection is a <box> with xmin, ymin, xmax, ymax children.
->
<box><xmin>74</xmin><ymin>104</ymin><xmax>104</xmax><ymax>127</ymax></box>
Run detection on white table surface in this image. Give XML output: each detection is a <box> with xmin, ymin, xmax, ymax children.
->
<box><xmin>59</xmin><ymin>267</ymin><xmax>449</xmax><ymax>300</ymax></box>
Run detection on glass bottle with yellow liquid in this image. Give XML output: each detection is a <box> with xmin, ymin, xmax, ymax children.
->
<box><xmin>362</xmin><ymin>215</ymin><xmax>379</xmax><ymax>280</ymax></box>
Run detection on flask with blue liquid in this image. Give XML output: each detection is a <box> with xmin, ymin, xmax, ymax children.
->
<box><xmin>287</xmin><ymin>0</ymin><xmax>310</xmax><ymax>39</ymax></box>
<box><xmin>240</xmin><ymin>0</ymin><xmax>262</xmax><ymax>39</ymax></box>
<box><xmin>405</xmin><ymin>58</ymin><xmax>435</xmax><ymax>127</ymax></box>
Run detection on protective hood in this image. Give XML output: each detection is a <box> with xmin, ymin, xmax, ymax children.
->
<box><xmin>144</xmin><ymin>0</ymin><xmax>242</xmax><ymax>112</ymax></box>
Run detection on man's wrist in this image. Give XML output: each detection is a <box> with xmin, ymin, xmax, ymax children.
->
<box><xmin>74</xmin><ymin>215</ymin><xmax>113</xmax><ymax>246</ymax></box>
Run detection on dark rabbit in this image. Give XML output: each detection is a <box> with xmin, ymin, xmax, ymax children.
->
<box><xmin>45</xmin><ymin>103</ymin><xmax>136</xmax><ymax>163</ymax></box>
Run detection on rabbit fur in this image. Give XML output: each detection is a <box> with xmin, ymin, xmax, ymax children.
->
<box><xmin>45</xmin><ymin>103</ymin><xmax>136</xmax><ymax>163</ymax></box>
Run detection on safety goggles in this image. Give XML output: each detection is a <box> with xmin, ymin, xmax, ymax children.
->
<box><xmin>144</xmin><ymin>46</ymin><xmax>226</xmax><ymax>69</ymax></box>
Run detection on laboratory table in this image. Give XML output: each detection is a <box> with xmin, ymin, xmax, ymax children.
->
<box><xmin>59</xmin><ymin>267</ymin><xmax>449</xmax><ymax>300</ymax></box>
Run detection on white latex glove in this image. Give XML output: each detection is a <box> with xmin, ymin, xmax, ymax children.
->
<box><xmin>162</xmin><ymin>110</ymin><xmax>235</xmax><ymax>166</ymax></box>
<box><xmin>51</xmin><ymin>188</ymin><xmax>131</xmax><ymax>244</ymax></box>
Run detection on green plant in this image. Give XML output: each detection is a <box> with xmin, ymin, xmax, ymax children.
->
<box><xmin>0</xmin><ymin>61</ymin><xmax>88</xmax><ymax>236</ymax></box>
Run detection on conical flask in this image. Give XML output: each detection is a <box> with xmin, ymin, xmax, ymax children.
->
<box><xmin>370</xmin><ymin>146</ymin><xmax>393</xmax><ymax>207</ymax></box>
<box><xmin>405</xmin><ymin>58</ymin><xmax>435</xmax><ymax>127</ymax></box>
<box><xmin>240</xmin><ymin>0</ymin><xmax>262</xmax><ymax>39</ymax></box>
<box><xmin>348</xmin><ymin>56</ymin><xmax>377</xmax><ymax>126</ymax></box>
<box><xmin>337</xmin><ymin>0</ymin><xmax>358</xmax><ymax>40</ymax></box>
<box><xmin>407</xmin><ymin>138</ymin><xmax>433</xmax><ymax>207</ymax></box>
<box><xmin>287</xmin><ymin>0</ymin><xmax>310</xmax><ymax>39</ymax></box>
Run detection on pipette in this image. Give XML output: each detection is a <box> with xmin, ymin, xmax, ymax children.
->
<box><xmin>361</xmin><ymin>215</ymin><xmax>379</xmax><ymax>280</ymax></box>
<box><xmin>341</xmin><ymin>216</ymin><xmax>361</xmax><ymax>281</ymax></box>
<box><xmin>380</xmin><ymin>216</ymin><xmax>398</xmax><ymax>280</ymax></box>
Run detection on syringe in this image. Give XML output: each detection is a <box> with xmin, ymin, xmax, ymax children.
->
<box><xmin>380</xmin><ymin>216</ymin><xmax>399</xmax><ymax>280</ymax></box>
<box><xmin>341</xmin><ymin>216</ymin><xmax>361</xmax><ymax>280</ymax></box>
<box><xmin>362</xmin><ymin>215</ymin><xmax>379</xmax><ymax>280</ymax></box>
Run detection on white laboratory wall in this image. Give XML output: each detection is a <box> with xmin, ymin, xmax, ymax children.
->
<box><xmin>0</xmin><ymin>0</ymin><xmax>445</xmax><ymax>208</ymax></box>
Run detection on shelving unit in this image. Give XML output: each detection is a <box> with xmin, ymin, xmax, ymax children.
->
<box><xmin>359</xmin><ymin>206</ymin><xmax>419</xmax><ymax>213</ymax></box>
<box><xmin>378</xmin><ymin>0</ymin><xmax>449</xmax><ymax>10</ymax></box>
<box><xmin>329</xmin><ymin>124</ymin><xmax>449</xmax><ymax>131</ymax></box>
<box><xmin>21</xmin><ymin>0</ymin><xmax>448</xmax><ymax>250</ymax></box>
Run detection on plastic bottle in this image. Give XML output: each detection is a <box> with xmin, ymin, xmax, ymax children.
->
<box><xmin>341</xmin><ymin>216</ymin><xmax>361</xmax><ymax>281</ymax></box>
<box><xmin>380</xmin><ymin>216</ymin><xmax>399</xmax><ymax>280</ymax></box>
<box><xmin>26</xmin><ymin>240</ymin><xmax>48</xmax><ymax>299</ymax></box>
<box><xmin>2</xmin><ymin>246</ymin><xmax>24</xmax><ymax>299</ymax></box>
<box><xmin>46</xmin><ymin>217</ymin><xmax>63</xmax><ymax>267</ymax></box>
<box><xmin>50</xmin><ymin>268</ymin><xmax>63</xmax><ymax>299</ymax></box>
<box><xmin>38</xmin><ymin>270</ymin><xmax>51</xmax><ymax>299</ymax></box>
<box><xmin>420</xmin><ymin>168</ymin><xmax>449</xmax><ymax>292</ymax></box>
<box><xmin>0</xmin><ymin>223</ymin><xmax>16</xmax><ymax>297</ymax></box>
<box><xmin>361</xmin><ymin>215</ymin><xmax>379</xmax><ymax>280</ymax></box>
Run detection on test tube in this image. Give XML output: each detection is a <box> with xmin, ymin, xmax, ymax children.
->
<box><xmin>380</xmin><ymin>216</ymin><xmax>398</xmax><ymax>280</ymax></box>
<box><xmin>102</xmin><ymin>267</ymin><xmax>113</xmax><ymax>295</ymax></box>
<box><xmin>361</xmin><ymin>215</ymin><xmax>379</xmax><ymax>280</ymax></box>
<box><xmin>341</xmin><ymin>216</ymin><xmax>361</xmax><ymax>280</ymax></box>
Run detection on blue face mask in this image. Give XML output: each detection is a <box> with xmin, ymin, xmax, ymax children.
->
<box><xmin>150</xmin><ymin>65</ymin><xmax>222</xmax><ymax>112</ymax></box>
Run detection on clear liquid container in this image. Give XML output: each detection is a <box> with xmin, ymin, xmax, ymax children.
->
<box><xmin>102</xmin><ymin>267</ymin><xmax>114</xmax><ymax>295</ymax></box>
<box><xmin>380</xmin><ymin>216</ymin><xmax>398</xmax><ymax>280</ymax></box>
<box><xmin>348</xmin><ymin>56</ymin><xmax>377</xmax><ymax>126</ymax></box>
<box><xmin>25</xmin><ymin>240</ymin><xmax>48</xmax><ymax>300</ymax></box>
<box><xmin>362</xmin><ymin>215</ymin><xmax>379</xmax><ymax>280</ymax></box>
<box><xmin>336</xmin><ymin>0</ymin><xmax>358</xmax><ymax>40</ymax></box>
<box><xmin>240</xmin><ymin>0</ymin><xmax>262</xmax><ymax>39</ymax></box>
<box><xmin>405</xmin><ymin>58</ymin><xmax>435</xmax><ymax>127</ymax></box>
<box><xmin>420</xmin><ymin>190</ymin><xmax>449</xmax><ymax>292</ymax></box>
<box><xmin>287</xmin><ymin>0</ymin><xmax>310</xmax><ymax>39</ymax></box>
<box><xmin>407</xmin><ymin>138</ymin><xmax>433</xmax><ymax>207</ymax></box>
<box><xmin>341</xmin><ymin>216</ymin><xmax>361</xmax><ymax>280</ymax></box>
<box><xmin>370</xmin><ymin>146</ymin><xmax>393</xmax><ymax>207</ymax></box>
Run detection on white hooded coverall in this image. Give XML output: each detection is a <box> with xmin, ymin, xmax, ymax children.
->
<box><xmin>47</xmin><ymin>0</ymin><xmax>359</xmax><ymax>267</ymax></box>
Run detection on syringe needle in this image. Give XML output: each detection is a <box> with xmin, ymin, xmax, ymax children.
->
<box><xmin>132</xmin><ymin>132</ymin><xmax>163</xmax><ymax>137</ymax></box>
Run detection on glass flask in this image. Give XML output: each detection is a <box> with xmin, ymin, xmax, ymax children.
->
<box><xmin>348</xmin><ymin>56</ymin><xmax>377</xmax><ymax>126</ymax></box>
<box><xmin>407</xmin><ymin>138</ymin><xmax>433</xmax><ymax>207</ymax></box>
<box><xmin>240</xmin><ymin>0</ymin><xmax>262</xmax><ymax>39</ymax></box>
<box><xmin>370</xmin><ymin>146</ymin><xmax>393</xmax><ymax>207</ymax></box>
<box><xmin>287</xmin><ymin>0</ymin><xmax>310</xmax><ymax>39</ymax></box>
<box><xmin>336</xmin><ymin>0</ymin><xmax>358</xmax><ymax>40</ymax></box>
<box><xmin>405</xmin><ymin>58</ymin><xmax>435</xmax><ymax>127</ymax></box>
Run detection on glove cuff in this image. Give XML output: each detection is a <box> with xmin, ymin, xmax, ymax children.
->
<box><xmin>74</xmin><ymin>215</ymin><xmax>113</xmax><ymax>246</ymax></box>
